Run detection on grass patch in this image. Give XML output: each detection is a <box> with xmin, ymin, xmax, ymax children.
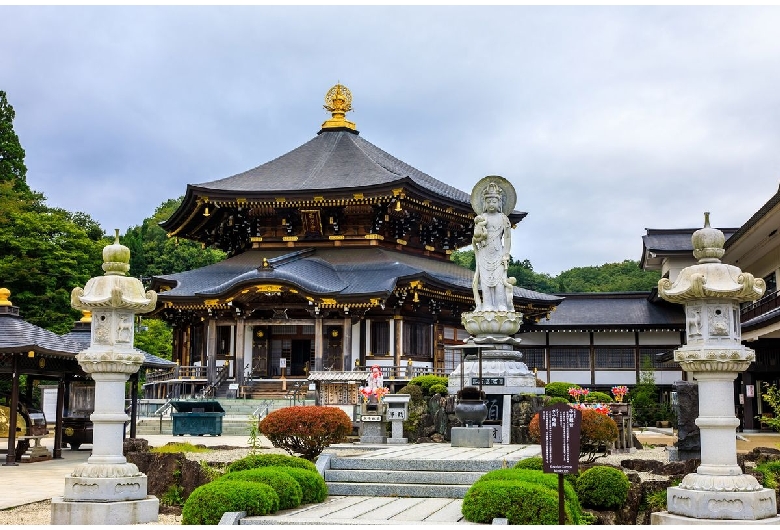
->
<box><xmin>150</xmin><ymin>442</ymin><xmax>211</xmax><ymax>454</ymax></box>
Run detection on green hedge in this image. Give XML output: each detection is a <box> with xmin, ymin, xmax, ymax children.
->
<box><xmin>408</xmin><ymin>375</ymin><xmax>449</xmax><ymax>395</ymax></box>
<box><xmin>575</xmin><ymin>466</ymin><xmax>630</xmax><ymax>510</ymax></box>
<box><xmin>220</xmin><ymin>468</ymin><xmax>303</xmax><ymax>510</ymax></box>
<box><xmin>545</xmin><ymin>382</ymin><xmax>579</xmax><ymax>401</ymax></box>
<box><xmin>181</xmin><ymin>480</ymin><xmax>279</xmax><ymax>525</ymax></box>
<box><xmin>265</xmin><ymin>465</ymin><xmax>327</xmax><ymax>504</ymax></box>
<box><xmin>475</xmin><ymin>468</ymin><xmax>583</xmax><ymax>523</ymax></box>
<box><xmin>462</xmin><ymin>480</ymin><xmax>574</xmax><ymax>525</ymax></box>
<box><xmin>227</xmin><ymin>453</ymin><xmax>317</xmax><ymax>474</ymax></box>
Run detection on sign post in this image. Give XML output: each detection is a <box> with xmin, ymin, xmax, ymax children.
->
<box><xmin>539</xmin><ymin>403</ymin><xmax>581</xmax><ymax>525</ymax></box>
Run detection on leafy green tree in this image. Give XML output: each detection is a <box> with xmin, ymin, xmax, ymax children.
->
<box><xmin>506</xmin><ymin>258</ymin><xmax>557</xmax><ymax>293</ymax></box>
<box><xmin>450</xmin><ymin>249</ymin><xmax>476</xmax><ymax>270</ymax></box>
<box><xmin>134</xmin><ymin>318</ymin><xmax>173</xmax><ymax>360</ymax></box>
<box><xmin>0</xmin><ymin>90</ymin><xmax>32</xmax><ymax>197</ymax></box>
<box><xmin>125</xmin><ymin>197</ymin><xmax>225</xmax><ymax>279</ymax></box>
<box><xmin>555</xmin><ymin>260</ymin><xmax>661</xmax><ymax>293</ymax></box>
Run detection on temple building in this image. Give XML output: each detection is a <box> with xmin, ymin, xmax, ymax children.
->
<box><xmin>147</xmin><ymin>84</ymin><xmax>562</xmax><ymax>398</ymax></box>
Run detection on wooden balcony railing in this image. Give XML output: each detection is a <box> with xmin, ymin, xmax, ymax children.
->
<box><xmin>741</xmin><ymin>289</ymin><xmax>780</xmax><ymax>323</ymax></box>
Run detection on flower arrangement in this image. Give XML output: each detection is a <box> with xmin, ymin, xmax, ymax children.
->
<box><xmin>568</xmin><ymin>387</ymin><xmax>590</xmax><ymax>403</ymax></box>
<box><xmin>611</xmin><ymin>386</ymin><xmax>629</xmax><ymax>403</ymax></box>
<box><xmin>571</xmin><ymin>403</ymin><xmax>610</xmax><ymax>415</ymax></box>
<box><xmin>360</xmin><ymin>386</ymin><xmax>389</xmax><ymax>403</ymax></box>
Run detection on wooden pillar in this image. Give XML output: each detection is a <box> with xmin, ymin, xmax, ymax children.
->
<box><xmin>342</xmin><ymin>317</ymin><xmax>352</xmax><ymax>371</ymax></box>
<box><xmin>53</xmin><ymin>378</ymin><xmax>64</xmax><ymax>459</ymax></box>
<box><xmin>235</xmin><ymin>318</ymin><xmax>246</xmax><ymax>386</ymax></box>
<box><xmin>394</xmin><ymin>315</ymin><xmax>403</xmax><ymax>378</ymax></box>
<box><xmin>359</xmin><ymin>318</ymin><xmax>366</xmax><ymax>368</ymax></box>
<box><xmin>4</xmin><ymin>353</ymin><xmax>20</xmax><ymax>466</ymax></box>
<box><xmin>207</xmin><ymin>318</ymin><xmax>218</xmax><ymax>383</ymax></box>
<box><xmin>314</xmin><ymin>316</ymin><xmax>324</xmax><ymax>371</ymax></box>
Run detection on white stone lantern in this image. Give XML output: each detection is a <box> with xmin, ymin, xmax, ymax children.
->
<box><xmin>653</xmin><ymin>213</ymin><xmax>779</xmax><ymax>523</ymax></box>
<box><xmin>51</xmin><ymin>231</ymin><xmax>159</xmax><ymax>525</ymax></box>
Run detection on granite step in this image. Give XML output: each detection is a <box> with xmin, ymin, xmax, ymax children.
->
<box><xmin>326</xmin><ymin>482</ymin><xmax>471</xmax><ymax>498</ymax></box>
<box><xmin>324</xmin><ymin>468</ymin><xmax>484</xmax><ymax>485</ymax></box>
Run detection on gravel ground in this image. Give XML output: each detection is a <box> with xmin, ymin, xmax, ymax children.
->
<box><xmin>0</xmin><ymin>445</ymin><xmax>672</xmax><ymax>525</ymax></box>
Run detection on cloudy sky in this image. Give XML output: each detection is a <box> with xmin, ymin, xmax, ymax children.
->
<box><xmin>3</xmin><ymin>5</ymin><xmax>780</xmax><ymax>276</ymax></box>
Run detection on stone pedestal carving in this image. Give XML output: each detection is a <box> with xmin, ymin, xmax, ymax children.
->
<box><xmin>51</xmin><ymin>231</ymin><xmax>159</xmax><ymax>525</ymax></box>
<box><xmin>384</xmin><ymin>395</ymin><xmax>410</xmax><ymax>444</ymax></box>
<box><xmin>652</xmin><ymin>214</ymin><xmax>779</xmax><ymax>524</ymax></box>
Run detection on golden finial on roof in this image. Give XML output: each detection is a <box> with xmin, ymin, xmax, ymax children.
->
<box><xmin>0</xmin><ymin>288</ymin><xmax>11</xmax><ymax>306</ymax></box>
<box><xmin>321</xmin><ymin>83</ymin><xmax>356</xmax><ymax>131</ymax></box>
<box><xmin>80</xmin><ymin>310</ymin><xmax>92</xmax><ymax>323</ymax></box>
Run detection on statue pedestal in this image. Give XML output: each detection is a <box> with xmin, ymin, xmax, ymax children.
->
<box><xmin>51</xmin><ymin>497</ymin><xmax>159</xmax><ymax>525</ymax></box>
<box><xmin>358</xmin><ymin>402</ymin><xmax>387</xmax><ymax>444</ymax></box>
<box><xmin>451</xmin><ymin>426</ymin><xmax>493</xmax><ymax>448</ymax></box>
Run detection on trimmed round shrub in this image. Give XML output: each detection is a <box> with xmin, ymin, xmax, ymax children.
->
<box><xmin>575</xmin><ymin>465</ymin><xmax>630</xmax><ymax>510</ymax></box>
<box><xmin>259</xmin><ymin>406</ymin><xmax>352</xmax><ymax>461</ymax></box>
<box><xmin>408</xmin><ymin>375</ymin><xmax>449</xmax><ymax>395</ymax></box>
<box><xmin>545</xmin><ymin>382</ymin><xmax>580</xmax><ymax>401</ymax></box>
<box><xmin>584</xmin><ymin>391</ymin><xmax>613</xmax><ymax>403</ymax></box>
<box><xmin>513</xmin><ymin>456</ymin><xmax>543</xmax><ymax>471</ymax></box>
<box><xmin>181</xmin><ymin>480</ymin><xmax>279</xmax><ymax>525</ymax></box>
<box><xmin>396</xmin><ymin>384</ymin><xmax>424</xmax><ymax>404</ymax></box>
<box><xmin>428</xmin><ymin>383</ymin><xmax>448</xmax><ymax>396</ymax></box>
<box><xmin>227</xmin><ymin>453</ymin><xmax>317</xmax><ymax>474</ymax></box>
<box><xmin>221</xmin><ymin>468</ymin><xmax>303</xmax><ymax>510</ymax></box>
<box><xmin>266</xmin><ymin>466</ymin><xmax>327</xmax><ymax>504</ymax></box>
<box><xmin>476</xmin><ymin>468</ymin><xmax>583</xmax><ymax>523</ymax></box>
<box><xmin>462</xmin><ymin>480</ymin><xmax>575</xmax><ymax>525</ymax></box>
<box><xmin>545</xmin><ymin>396</ymin><xmax>569</xmax><ymax>406</ymax></box>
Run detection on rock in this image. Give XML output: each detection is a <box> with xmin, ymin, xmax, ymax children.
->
<box><xmin>123</xmin><ymin>437</ymin><xmax>149</xmax><ymax>455</ymax></box>
<box><xmin>127</xmin><ymin>451</ymin><xmax>212</xmax><ymax>499</ymax></box>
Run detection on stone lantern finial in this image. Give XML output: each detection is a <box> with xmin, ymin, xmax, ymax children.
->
<box><xmin>102</xmin><ymin>229</ymin><xmax>131</xmax><ymax>276</ymax></box>
<box><xmin>692</xmin><ymin>212</ymin><xmax>725</xmax><ymax>263</ymax></box>
<box><xmin>0</xmin><ymin>288</ymin><xmax>11</xmax><ymax>306</ymax></box>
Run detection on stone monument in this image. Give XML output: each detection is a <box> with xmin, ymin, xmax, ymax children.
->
<box><xmin>652</xmin><ymin>213</ymin><xmax>779</xmax><ymax>524</ymax></box>
<box><xmin>449</xmin><ymin>176</ymin><xmax>540</xmax><ymax>446</ymax></box>
<box><xmin>51</xmin><ymin>231</ymin><xmax>159</xmax><ymax>525</ymax></box>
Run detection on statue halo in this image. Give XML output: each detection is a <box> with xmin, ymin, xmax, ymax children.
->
<box><xmin>470</xmin><ymin>175</ymin><xmax>517</xmax><ymax>215</ymax></box>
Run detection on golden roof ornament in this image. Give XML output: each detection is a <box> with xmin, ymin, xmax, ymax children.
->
<box><xmin>321</xmin><ymin>83</ymin><xmax>356</xmax><ymax>131</ymax></box>
<box><xmin>0</xmin><ymin>288</ymin><xmax>11</xmax><ymax>306</ymax></box>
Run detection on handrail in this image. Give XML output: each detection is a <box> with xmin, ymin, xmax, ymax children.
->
<box><xmin>199</xmin><ymin>364</ymin><xmax>230</xmax><ymax>398</ymax></box>
<box><xmin>253</xmin><ymin>399</ymin><xmax>273</xmax><ymax>420</ymax></box>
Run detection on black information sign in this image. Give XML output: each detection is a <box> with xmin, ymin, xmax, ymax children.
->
<box><xmin>485</xmin><ymin>394</ymin><xmax>503</xmax><ymax>422</ymax></box>
<box><xmin>539</xmin><ymin>403</ymin><xmax>581</xmax><ymax>475</ymax></box>
<box><xmin>471</xmin><ymin>377</ymin><xmax>505</xmax><ymax>386</ymax></box>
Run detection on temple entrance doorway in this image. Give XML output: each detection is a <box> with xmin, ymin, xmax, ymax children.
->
<box><xmin>291</xmin><ymin>339</ymin><xmax>312</xmax><ymax>376</ymax></box>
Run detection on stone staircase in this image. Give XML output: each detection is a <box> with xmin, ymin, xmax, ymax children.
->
<box><xmin>318</xmin><ymin>447</ymin><xmax>537</xmax><ymax>498</ymax></box>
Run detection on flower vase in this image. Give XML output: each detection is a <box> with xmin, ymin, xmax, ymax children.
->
<box><xmin>615</xmin><ymin>395</ymin><xmax>623</xmax><ymax>403</ymax></box>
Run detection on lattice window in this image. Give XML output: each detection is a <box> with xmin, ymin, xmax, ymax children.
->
<box><xmin>403</xmin><ymin>322</ymin><xmax>432</xmax><ymax>358</ymax></box>
<box><xmin>549</xmin><ymin>347</ymin><xmax>590</xmax><ymax>369</ymax></box>
<box><xmin>518</xmin><ymin>348</ymin><xmax>546</xmax><ymax>370</ymax></box>
<box><xmin>271</xmin><ymin>326</ymin><xmax>296</xmax><ymax>334</ymax></box>
<box><xmin>639</xmin><ymin>347</ymin><xmax>679</xmax><ymax>369</ymax></box>
<box><xmin>595</xmin><ymin>348</ymin><xmax>636</xmax><ymax>369</ymax></box>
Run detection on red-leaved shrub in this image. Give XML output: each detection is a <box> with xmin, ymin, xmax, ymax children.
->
<box><xmin>259</xmin><ymin>406</ymin><xmax>352</xmax><ymax>461</ymax></box>
<box><xmin>528</xmin><ymin>408</ymin><xmax>619</xmax><ymax>463</ymax></box>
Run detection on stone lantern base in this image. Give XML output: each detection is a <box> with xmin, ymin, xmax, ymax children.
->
<box><xmin>51</xmin><ymin>496</ymin><xmax>159</xmax><ymax>525</ymax></box>
<box><xmin>651</xmin><ymin>485</ymin><xmax>779</xmax><ymax>525</ymax></box>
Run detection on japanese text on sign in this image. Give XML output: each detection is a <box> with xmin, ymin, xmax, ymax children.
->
<box><xmin>471</xmin><ymin>377</ymin><xmax>505</xmax><ymax>386</ymax></box>
<box><xmin>539</xmin><ymin>403</ymin><xmax>581</xmax><ymax>475</ymax></box>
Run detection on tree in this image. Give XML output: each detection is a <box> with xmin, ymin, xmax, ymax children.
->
<box><xmin>124</xmin><ymin>197</ymin><xmax>225</xmax><ymax>280</ymax></box>
<box><xmin>555</xmin><ymin>260</ymin><xmax>661</xmax><ymax>293</ymax></box>
<box><xmin>0</xmin><ymin>91</ymin><xmax>31</xmax><ymax>197</ymax></box>
<box><xmin>134</xmin><ymin>318</ymin><xmax>173</xmax><ymax>360</ymax></box>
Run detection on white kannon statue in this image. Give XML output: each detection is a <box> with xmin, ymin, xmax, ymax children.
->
<box><xmin>471</xmin><ymin>178</ymin><xmax>515</xmax><ymax>312</ymax></box>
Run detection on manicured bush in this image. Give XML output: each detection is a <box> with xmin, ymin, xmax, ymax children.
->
<box><xmin>428</xmin><ymin>383</ymin><xmax>448</xmax><ymax>396</ymax></box>
<box><xmin>227</xmin><ymin>453</ymin><xmax>317</xmax><ymax>474</ymax></box>
<box><xmin>259</xmin><ymin>406</ymin><xmax>352</xmax><ymax>461</ymax></box>
<box><xmin>396</xmin><ymin>384</ymin><xmax>424</xmax><ymax>404</ymax></box>
<box><xmin>265</xmin><ymin>465</ymin><xmax>328</xmax><ymax>504</ymax></box>
<box><xmin>545</xmin><ymin>382</ymin><xmax>580</xmax><ymax>401</ymax></box>
<box><xmin>544</xmin><ymin>396</ymin><xmax>569</xmax><ymax>406</ymax></box>
<box><xmin>756</xmin><ymin>460</ymin><xmax>780</xmax><ymax>489</ymax></box>
<box><xmin>575</xmin><ymin>465</ymin><xmax>630</xmax><ymax>510</ymax></box>
<box><xmin>181</xmin><ymin>480</ymin><xmax>279</xmax><ymax>525</ymax></box>
<box><xmin>408</xmin><ymin>375</ymin><xmax>449</xmax><ymax>395</ymax></box>
<box><xmin>513</xmin><ymin>456</ymin><xmax>543</xmax><ymax>471</ymax></box>
<box><xmin>221</xmin><ymin>468</ymin><xmax>303</xmax><ymax>510</ymax></box>
<box><xmin>462</xmin><ymin>479</ymin><xmax>574</xmax><ymax>525</ymax></box>
<box><xmin>528</xmin><ymin>409</ymin><xmax>619</xmax><ymax>463</ymax></box>
<box><xmin>475</xmin><ymin>468</ymin><xmax>583</xmax><ymax>523</ymax></box>
<box><xmin>584</xmin><ymin>391</ymin><xmax>613</xmax><ymax>403</ymax></box>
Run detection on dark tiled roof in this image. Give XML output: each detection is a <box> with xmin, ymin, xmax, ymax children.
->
<box><xmin>0</xmin><ymin>308</ymin><xmax>82</xmax><ymax>357</ymax></box>
<box><xmin>642</xmin><ymin>228</ymin><xmax>738</xmax><ymax>254</ymax></box>
<box><xmin>524</xmin><ymin>292</ymin><xmax>684</xmax><ymax>330</ymax></box>
<box><xmin>742</xmin><ymin>306</ymin><xmax>780</xmax><ymax>332</ymax></box>
<box><xmin>196</xmin><ymin>130</ymin><xmax>472</xmax><ymax>205</ymax></box>
<box><xmin>155</xmin><ymin>247</ymin><xmax>562</xmax><ymax>305</ymax></box>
